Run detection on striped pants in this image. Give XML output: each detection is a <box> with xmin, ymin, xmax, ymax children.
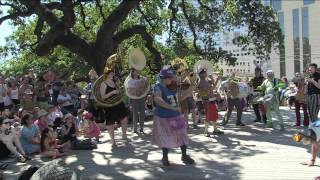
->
<box><xmin>307</xmin><ymin>94</ymin><xmax>320</xmax><ymax>122</ymax></box>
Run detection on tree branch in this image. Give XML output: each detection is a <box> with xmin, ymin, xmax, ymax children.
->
<box><xmin>56</xmin><ymin>32</ymin><xmax>97</xmax><ymax>67</ymax></box>
<box><xmin>19</xmin><ymin>0</ymin><xmax>60</xmax><ymax>27</ymax></box>
<box><xmin>95</xmin><ymin>0</ymin><xmax>141</xmax><ymax>52</ymax></box>
<box><xmin>0</xmin><ymin>10</ymin><xmax>32</xmax><ymax>25</ymax></box>
<box><xmin>95</xmin><ymin>0</ymin><xmax>105</xmax><ymax>20</ymax></box>
<box><xmin>61</xmin><ymin>0</ymin><xmax>75</xmax><ymax>28</ymax></box>
<box><xmin>79</xmin><ymin>3</ymin><xmax>90</xmax><ymax>30</ymax></box>
<box><xmin>114</xmin><ymin>25</ymin><xmax>162</xmax><ymax>71</ymax></box>
<box><xmin>137</xmin><ymin>5</ymin><xmax>156</xmax><ymax>30</ymax></box>
<box><xmin>34</xmin><ymin>17</ymin><xmax>44</xmax><ymax>43</ymax></box>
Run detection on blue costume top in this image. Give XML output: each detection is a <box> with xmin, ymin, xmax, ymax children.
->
<box><xmin>154</xmin><ymin>83</ymin><xmax>181</xmax><ymax>118</ymax></box>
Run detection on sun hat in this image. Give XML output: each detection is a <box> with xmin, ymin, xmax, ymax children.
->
<box><xmin>159</xmin><ymin>65</ymin><xmax>176</xmax><ymax>79</ymax></box>
<box><xmin>38</xmin><ymin>109</ymin><xmax>49</xmax><ymax>118</ymax></box>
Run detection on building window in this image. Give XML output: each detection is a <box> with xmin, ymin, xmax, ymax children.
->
<box><xmin>293</xmin><ymin>9</ymin><xmax>300</xmax><ymax>73</ymax></box>
<box><xmin>278</xmin><ymin>12</ymin><xmax>286</xmax><ymax>77</ymax></box>
<box><xmin>302</xmin><ymin>7</ymin><xmax>311</xmax><ymax>69</ymax></box>
<box><xmin>304</xmin><ymin>0</ymin><xmax>315</xmax><ymax>5</ymax></box>
<box><xmin>271</xmin><ymin>0</ymin><xmax>281</xmax><ymax>11</ymax></box>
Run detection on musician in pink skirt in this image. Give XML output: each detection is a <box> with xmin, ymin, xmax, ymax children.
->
<box><xmin>152</xmin><ymin>66</ymin><xmax>195</xmax><ymax>166</ymax></box>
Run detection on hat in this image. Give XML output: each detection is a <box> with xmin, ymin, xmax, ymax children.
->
<box><xmin>266</xmin><ymin>70</ymin><xmax>273</xmax><ymax>74</ymax></box>
<box><xmin>197</xmin><ymin>67</ymin><xmax>207</xmax><ymax>74</ymax></box>
<box><xmin>63</xmin><ymin>113</ymin><xmax>74</xmax><ymax>121</ymax></box>
<box><xmin>38</xmin><ymin>109</ymin><xmax>48</xmax><ymax>118</ymax></box>
<box><xmin>159</xmin><ymin>65</ymin><xmax>175</xmax><ymax>79</ymax></box>
<box><xmin>82</xmin><ymin>111</ymin><xmax>93</xmax><ymax>120</ymax></box>
<box><xmin>24</xmin><ymin>89</ymin><xmax>33</xmax><ymax>95</ymax></box>
<box><xmin>48</xmin><ymin>104</ymin><xmax>55</xmax><ymax>108</ymax></box>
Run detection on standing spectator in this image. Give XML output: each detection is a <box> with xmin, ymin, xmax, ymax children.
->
<box><xmin>57</xmin><ymin>87</ymin><xmax>74</xmax><ymax>115</ymax></box>
<box><xmin>294</xmin><ymin>83</ymin><xmax>309</xmax><ymax>127</ymax></box>
<box><xmin>20</xmin><ymin>114</ymin><xmax>40</xmax><ymax>154</ymax></box>
<box><xmin>7</xmin><ymin>79</ymin><xmax>20</xmax><ymax>111</ymax></box>
<box><xmin>20</xmin><ymin>89</ymin><xmax>35</xmax><ymax>112</ymax></box>
<box><xmin>0</xmin><ymin>76</ymin><xmax>7</xmax><ymax>112</ymax></box>
<box><xmin>19</xmin><ymin>76</ymin><xmax>33</xmax><ymax>99</ymax></box>
<box><xmin>34</xmin><ymin>78</ymin><xmax>50</xmax><ymax>110</ymax></box>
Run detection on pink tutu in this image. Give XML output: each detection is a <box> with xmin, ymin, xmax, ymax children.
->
<box><xmin>152</xmin><ymin>115</ymin><xmax>189</xmax><ymax>148</ymax></box>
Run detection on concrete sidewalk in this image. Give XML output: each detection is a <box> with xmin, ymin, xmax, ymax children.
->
<box><xmin>2</xmin><ymin>107</ymin><xmax>320</xmax><ymax>180</ymax></box>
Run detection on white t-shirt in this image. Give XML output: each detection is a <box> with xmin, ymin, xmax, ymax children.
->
<box><xmin>57</xmin><ymin>94</ymin><xmax>73</xmax><ymax>106</ymax></box>
<box><xmin>48</xmin><ymin>110</ymin><xmax>64</xmax><ymax>125</ymax></box>
<box><xmin>10</xmin><ymin>89</ymin><xmax>19</xmax><ymax>100</ymax></box>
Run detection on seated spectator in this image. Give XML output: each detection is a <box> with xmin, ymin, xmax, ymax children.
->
<box><xmin>34</xmin><ymin>109</ymin><xmax>49</xmax><ymax>133</ymax></box>
<box><xmin>40</xmin><ymin>127</ymin><xmax>66</xmax><ymax>159</ymax></box>
<box><xmin>59</xmin><ymin>113</ymin><xmax>79</xmax><ymax>150</ymax></box>
<box><xmin>0</xmin><ymin>117</ymin><xmax>30</xmax><ymax>162</ymax></box>
<box><xmin>20</xmin><ymin>114</ymin><xmax>40</xmax><ymax>154</ymax></box>
<box><xmin>82</xmin><ymin>111</ymin><xmax>100</xmax><ymax>142</ymax></box>
<box><xmin>47</xmin><ymin>104</ymin><xmax>63</xmax><ymax>127</ymax></box>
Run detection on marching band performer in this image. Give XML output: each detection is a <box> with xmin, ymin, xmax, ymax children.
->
<box><xmin>179</xmin><ymin>70</ymin><xmax>199</xmax><ymax>129</ymax></box>
<box><xmin>220</xmin><ymin>72</ymin><xmax>245</xmax><ymax>126</ymax></box>
<box><xmin>249</xmin><ymin>67</ymin><xmax>267</xmax><ymax>124</ymax></box>
<box><xmin>257</xmin><ymin>70</ymin><xmax>285</xmax><ymax>130</ymax></box>
<box><xmin>303</xmin><ymin>63</ymin><xmax>320</xmax><ymax>166</ymax></box>
<box><xmin>100</xmin><ymin>67</ymin><xmax>129</xmax><ymax>147</ymax></box>
<box><xmin>128</xmin><ymin>68</ymin><xmax>146</xmax><ymax>134</ymax></box>
<box><xmin>152</xmin><ymin>65</ymin><xmax>195</xmax><ymax>166</ymax></box>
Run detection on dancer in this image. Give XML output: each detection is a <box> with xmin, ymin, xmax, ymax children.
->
<box><xmin>258</xmin><ymin>70</ymin><xmax>285</xmax><ymax>130</ymax></box>
<box><xmin>196</xmin><ymin>68</ymin><xmax>223</xmax><ymax>136</ymax></box>
<box><xmin>249</xmin><ymin>67</ymin><xmax>267</xmax><ymax>123</ymax></box>
<box><xmin>220</xmin><ymin>73</ymin><xmax>245</xmax><ymax>126</ymax></box>
<box><xmin>153</xmin><ymin>66</ymin><xmax>195</xmax><ymax>166</ymax></box>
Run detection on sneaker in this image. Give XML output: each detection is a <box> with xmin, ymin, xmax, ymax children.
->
<box><xmin>254</xmin><ymin>119</ymin><xmax>261</xmax><ymax>123</ymax></box>
<box><xmin>267</xmin><ymin>122</ymin><xmax>273</xmax><ymax>128</ymax></box>
<box><xmin>139</xmin><ymin>129</ymin><xmax>145</xmax><ymax>134</ymax></box>
<box><xmin>236</xmin><ymin>122</ymin><xmax>245</xmax><ymax>126</ymax></box>
<box><xmin>212</xmin><ymin>129</ymin><xmax>224</xmax><ymax>135</ymax></box>
<box><xmin>17</xmin><ymin>156</ymin><xmax>27</xmax><ymax>163</ymax></box>
<box><xmin>193</xmin><ymin>124</ymin><xmax>199</xmax><ymax>129</ymax></box>
<box><xmin>162</xmin><ymin>157</ymin><xmax>170</xmax><ymax>166</ymax></box>
<box><xmin>279</xmin><ymin>124</ymin><xmax>285</xmax><ymax>131</ymax></box>
<box><xmin>181</xmin><ymin>155</ymin><xmax>195</xmax><ymax>165</ymax></box>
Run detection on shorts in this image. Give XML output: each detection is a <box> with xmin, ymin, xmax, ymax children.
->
<box><xmin>0</xmin><ymin>103</ymin><xmax>4</xmax><ymax>111</ymax></box>
<box><xmin>180</xmin><ymin>97</ymin><xmax>196</xmax><ymax>113</ymax></box>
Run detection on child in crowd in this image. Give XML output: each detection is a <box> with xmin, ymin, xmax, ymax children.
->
<box><xmin>204</xmin><ymin>94</ymin><xmax>223</xmax><ymax>137</ymax></box>
<box><xmin>40</xmin><ymin>127</ymin><xmax>66</xmax><ymax>159</ymax></box>
<box><xmin>47</xmin><ymin>104</ymin><xmax>63</xmax><ymax>127</ymax></box>
<box><xmin>82</xmin><ymin>111</ymin><xmax>100</xmax><ymax>142</ymax></box>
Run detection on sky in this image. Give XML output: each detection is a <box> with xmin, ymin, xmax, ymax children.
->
<box><xmin>0</xmin><ymin>20</ymin><xmax>13</xmax><ymax>46</ymax></box>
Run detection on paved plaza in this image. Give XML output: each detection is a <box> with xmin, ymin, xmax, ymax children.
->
<box><xmin>2</xmin><ymin>107</ymin><xmax>320</xmax><ymax>180</ymax></box>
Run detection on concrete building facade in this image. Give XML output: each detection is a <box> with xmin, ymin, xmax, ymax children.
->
<box><xmin>267</xmin><ymin>0</ymin><xmax>320</xmax><ymax>79</ymax></box>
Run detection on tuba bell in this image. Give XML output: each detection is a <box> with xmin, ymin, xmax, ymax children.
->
<box><xmin>92</xmin><ymin>54</ymin><xmax>125</xmax><ymax>107</ymax></box>
<box><xmin>124</xmin><ymin>48</ymin><xmax>150</xmax><ymax>99</ymax></box>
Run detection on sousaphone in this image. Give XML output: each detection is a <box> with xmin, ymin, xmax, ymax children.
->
<box><xmin>124</xmin><ymin>48</ymin><xmax>150</xmax><ymax>99</ymax></box>
<box><xmin>92</xmin><ymin>54</ymin><xmax>124</xmax><ymax>107</ymax></box>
